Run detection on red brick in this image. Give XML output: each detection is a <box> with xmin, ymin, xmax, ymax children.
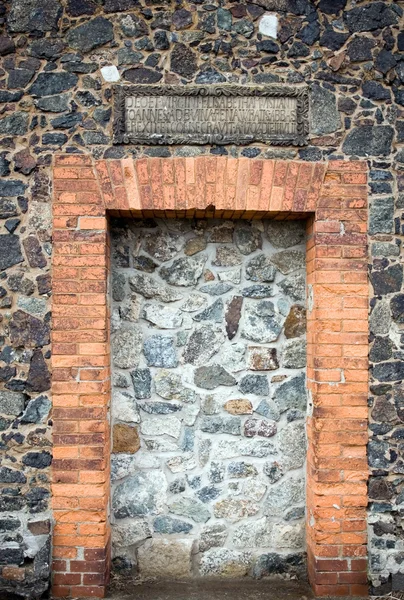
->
<box><xmin>51</xmin><ymin>155</ymin><xmax>368</xmax><ymax>597</ymax></box>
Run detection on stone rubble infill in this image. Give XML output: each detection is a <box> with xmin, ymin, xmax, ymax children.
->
<box><xmin>110</xmin><ymin>217</ymin><xmax>307</xmax><ymax>580</ymax></box>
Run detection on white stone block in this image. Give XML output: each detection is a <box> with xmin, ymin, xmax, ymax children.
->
<box><xmin>101</xmin><ymin>65</ymin><xmax>120</xmax><ymax>82</ymax></box>
<box><xmin>259</xmin><ymin>13</ymin><xmax>278</xmax><ymax>39</ymax></box>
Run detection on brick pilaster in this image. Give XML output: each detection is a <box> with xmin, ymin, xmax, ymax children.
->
<box><xmin>306</xmin><ymin>161</ymin><xmax>369</xmax><ymax>596</ymax></box>
<box><xmin>52</xmin><ymin>155</ymin><xmax>111</xmax><ymax>599</ymax></box>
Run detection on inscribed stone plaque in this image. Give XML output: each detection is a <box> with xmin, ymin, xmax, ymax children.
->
<box><xmin>113</xmin><ymin>85</ymin><xmax>309</xmax><ymax>146</ymax></box>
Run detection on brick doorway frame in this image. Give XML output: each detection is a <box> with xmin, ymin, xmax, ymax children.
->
<box><xmin>51</xmin><ymin>155</ymin><xmax>369</xmax><ymax>598</ymax></box>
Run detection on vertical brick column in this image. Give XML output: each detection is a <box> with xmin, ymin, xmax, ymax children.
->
<box><xmin>51</xmin><ymin>155</ymin><xmax>110</xmax><ymax>598</ymax></box>
<box><xmin>306</xmin><ymin>161</ymin><xmax>369</xmax><ymax>596</ymax></box>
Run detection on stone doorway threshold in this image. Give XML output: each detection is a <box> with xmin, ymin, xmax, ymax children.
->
<box><xmin>104</xmin><ymin>579</ymin><xmax>367</xmax><ymax>600</ymax></box>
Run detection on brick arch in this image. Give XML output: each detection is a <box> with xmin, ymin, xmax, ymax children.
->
<box><xmin>51</xmin><ymin>155</ymin><xmax>368</xmax><ymax>598</ymax></box>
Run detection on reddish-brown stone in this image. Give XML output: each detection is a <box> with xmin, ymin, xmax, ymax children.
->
<box><xmin>112</xmin><ymin>424</ymin><xmax>140</xmax><ymax>454</ymax></box>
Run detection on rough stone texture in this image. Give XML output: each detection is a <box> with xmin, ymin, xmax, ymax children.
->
<box><xmin>1</xmin><ymin>0</ymin><xmax>403</xmax><ymax>594</ymax></box>
<box><xmin>137</xmin><ymin>539</ymin><xmax>194</xmax><ymax>579</ymax></box>
<box><xmin>112</xmin><ymin>327</ymin><xmax>142</xmax><ymax>369</ymax></box>
<box><xmin>143</xmin><ymin>335</ymin><xmax>178</xmax><ymax>368</ymax></box>
<box><xmin>112</xmin><ymin>471</ymin><xmax>167</xmax><ymax>519</ymax></box>
<box><xmin>111</xmin><ymin>218</ymin><xmax>306</xmax><ymax>582</ymax></box>
<box><xmin>310</xmin><ymin>83</ymin><xmax>340</xmax><ymax>135</ymax></box>
<box><xmin>200</xmin><ymin>548</ymin><xmax>252</xmax><ymax>576</ymax></box>
<box><xmin>160</xmin><ymin>255</ymin><xmax>206</xmax><ymax>287</ymax></box>
<box><xmin>113</xmin><ymin>424</ymin><xmax>140</xmax><ymax>454</ymax></box>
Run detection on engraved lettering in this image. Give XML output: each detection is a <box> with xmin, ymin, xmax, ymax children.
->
<box><xmin>115</xmin><ymin>86</ymin><xmax>308</xmax><ymax>146</ymax></box>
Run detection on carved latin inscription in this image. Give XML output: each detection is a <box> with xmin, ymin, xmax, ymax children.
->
<box><xmin>126</xmin><ymin>95</ymin><xmax>297</xmax><ymax>137</ymax></box>
<box><xmin>113</xmin><ymin>85</ymin><xmax>309</xmax><ymax>146</ymax></box>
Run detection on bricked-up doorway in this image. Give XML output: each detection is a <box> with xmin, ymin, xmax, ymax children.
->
<box><xmin>51</xmin><ymin>156</ymin><xmax>369</xmax><ymax>598</ymax></box>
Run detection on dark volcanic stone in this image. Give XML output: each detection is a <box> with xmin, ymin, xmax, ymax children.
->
<box><xmin>371</xmin><ymin>265</ymin><xmax>403</xmax><ymax>296</ymax></box>
<box><xmin>225</xmin><ymin>296</ymin><xmax>243</xmax><ymax>340</ymax></box>
<box><xmin>318</xmin><ymin>0</ymin><xmax>346</xmax><ymax>14</ymax></box>
<box><xmin>8</xmin><ymin>68</ymin><xmax>35</xmax><ymax>89</ymax></box>
<box><xmin>50</xmin><ymin>113</ymin><xmax>83</xmax><ymax>129</ymax></box>
<box><xmin>124</xmin><ymin>67</ymin><xmax>162</xmax><ymax>84</ymax></box>
<box><xmin>67</xmin><ymin>17</ymin><xmax>114</xmax><ymax>53</ymax></box>
<box><xmin>21</xmin><ymin>395</ymin><xmax>51</xmax><ymax>424</ymax></box>
<box><xmin>253</xmin><ymin>552</ymin><xmax>305</xmax><ymax>578</ymax></box>
<box><xmin>391</xmin><ymin>295</ymin><xmax>404</xmax><ymax>324</ymax></box>
<box><xmin>362</xmin><ymin>81</ymin><xmax>391</xmax><ymax>102</ymax></box>
<box><xmin>0</xmin><ymin>155</ymin><xmax>10</xmax><ymax>176</ymax></box>
<box><xmin>0</xmin><ymin>365</ymin><xmax>16</xmax><ymax>382</ymax></box>
<box><xmin>0</xmin><ymin>466</ymin><xmax>26</xmax><ymax>484</ymax></box>
<box><xmin>394</xmin><ymin>87</ymin><xmax>404</xmax><ymax>108</ymax></box>
<box><xmin>76</xmin><ymin>91</ymin><xmax>100</xmax><ymax>107</ymax></box>
<box><xmin>346</xmin><ymin>37</ymin><xmax>376</xmax><ymax>62</ymax></box>
<box><xmin>369</xmin><ymin>197</ymin><xmax>394</xmax><ymax>235</ymax></box>
<box><xmin>37</xmin><ymin>274</ymin><xmax>51</xmax><ymax>296</ymax></box>
<box><xmin>0</xmin><ymin>90</ymin><xmax>23</xmax><ymax>103</ymax></box>
<box><xmin>0</xmin><ymin>199</ymin><xmax>17</xmax><ymax>219</ymax></box>
<box><xmin>373</xmin><ymin>362</ymin><xmax>404</xmax><ymax>383</ymax></box>
<box><xmin>287</xmin><ymin>41</ymin><xmax>310</xmax><ymax>58</ymax></box>
<box><xmin>370</xmin><ymin>337</ymin><xmax>393</xmax><ymax>363</ymax></box>
<box><xmin>375</xmin><ymin>49</ymin><xmax>396</xmax><ymax>75</ymax></box>
<box><xmin>173</xmin><ymin>8</ymin><xmax>193</xmax><ymax>30</ymax></box>
<box><xmin>170</xmin><ymin>43</ymin><xmax>197</xmax><ymax>79</ymax></box>
<box><xmin>22</xmin><ymin>451</ymin><xmax>52</xmax><ymax>469</ymax></box>
<box><xmin>10</xmin><ymin>310</ymin><xmax>50</xmax><ymax>348</ymax></box>
<box><xmin>8</xmin><ymin>0</ymin><xmax>62</xmax><ymax>33</ymax></box>
<box><xmin>26</xmin><ymin>349</ymin><xmax>51</xmax><ymax>393</ymax></box>
<box><xmin>120</xmin><ymin>13</ymin><xmax>148</xmax><ymax>37</ymax></box>
<box><xmin>23</xmin><ymin>236</ymin><xmax>47</xmax><ymax>269</ymax></box>
<box><xmin>26</xmin><ymin>486</ymin><xmax>50</xmax><ymax>512</ymax></box>
<box><xmin>195</xmin><ymin>67</ymin><xmax>226</xmax><ymax>85</ymax></box>
<box><xmin>0</xmin><ymin>235</ymin><xmax>23</xmax><ymax>271</ymax></box>
<box><xmin>67</xmin><ymin>0</ymin><xmax>96</xmax><ymax>16</ymax></box>
<box><xmin>344</xmin><ymin>2</ymin><xmax>398</xmax><ymax>33</ymax></box>
<box><xmin>0</xmin><ymin>517</ymin><xmax>20</xmax><ymax>532</ymax></box>
<box><xmin>133</xmin><ymin>255</ymin><xmax>158</xmax><ymax>273</ymax></box>
<box><xmin>0</xmin><ymin>112</ymin><xmax>29</xmax><ymax>135</ymax></box>
<box><xmin>0</xmin><ymin>35</ymin><xmax>15</xmax><ymax>56</ymax></box>
<box><xmin>36</xmin><ymin>94</ymin><xmax>70</xmax><ymax>113</ymax></box>
<box><xmin>369</xmin><ymin>478</ymin><xmax>393</xmax><ymax>501</ymax></box>
<box><xmin>257</xmin><ymin>40</ymin><xmax>279</xmax><ymax>54</ymax></box>
<box><xmin>29</xmin><ymin>72</ymin><xmax>78</xmax><ymax>97</ymax></box>
<box><xmin>298</xmin><ymin>21</ymin><xmax>320</xmax><ymax>45</ymax></box>
<box><xmin>30</xmin><ymin>39</ymin><xmax>66</xmax><ymax>59</ymax></box>
<box><xmin>319</xmin><ymin>28</ymin><xmax>349</xmax><ymax>51</ymax></box>
<box><xmin>104</xmin><ymin>0</ymin><xmax>140</xmax><ymax>12</ymax></box>
<box><xmin>342</xmin><ymin>126</ymin><xmax>394</xmax><ymax>157</ymax></box>
<box><xmin>154</xmin><ymin>30</ymin><xmax>169</xmax><ymax>51</ymax></box>
<box><xmin>310</xmin><ymin>83</ymin><xmax>340</xmax><ymax>135</ymax></box>
<box><xmin>371</xmin><ymin>397</ymin><xmax>396</xmax><ymax>423</ymax></box>
<box><xmin>0</xmin><ymin>547</ymin><xmax>24</xmax><ymax>565</ymax></box>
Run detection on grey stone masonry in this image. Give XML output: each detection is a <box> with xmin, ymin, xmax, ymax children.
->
<box><xmin>110</xmin><ymin>218</ymin><xmax>307</xmax><ymax>580</ymax></box>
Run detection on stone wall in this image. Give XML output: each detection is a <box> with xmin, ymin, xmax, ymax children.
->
<box><xmin>110</xmin><ymin>217</ymin><xmax>307</xmax><ymax>579</ymax></box>
<box><xmin>0</xmin><ymin>0</ymin><xmax>403</xmax><ymax>596</ymax></box>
